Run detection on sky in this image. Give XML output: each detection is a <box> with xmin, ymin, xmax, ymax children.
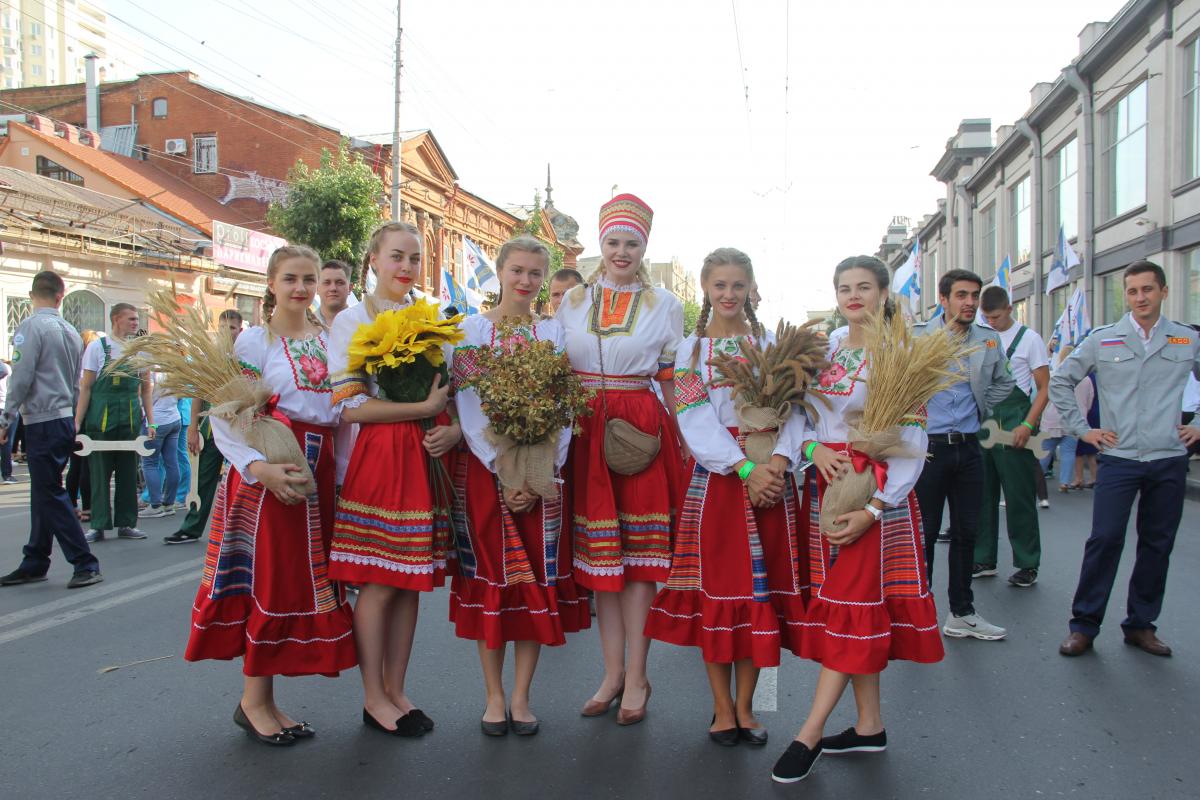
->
<box><xmin>97</xmin><ymin>0</ymin><xmax>1125</xmax><ymax>324</ymax></box>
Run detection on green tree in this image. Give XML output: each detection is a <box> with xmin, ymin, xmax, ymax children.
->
<box><xmin>823</xmin><ymin>308</ymin><xmax>847</xmax><ymax>335</ymax></box>
<box><xmin>266</xmin><ymin>141</ymin><xmax>385</xmax><ymax>287</ymax></box>
<box><xmin>682</xmin><ymin>298</ymin><xmax>701</xmax><ymax>335</ymax></box>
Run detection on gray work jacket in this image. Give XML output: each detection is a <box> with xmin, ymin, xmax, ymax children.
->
<box><xmin>1049</xmin><ymin>314</ymin><xmax>1200</xmax><ymax>462</ymax></box>
<box><xmin>913</xmin><ymin>316</ymin><xmax>1014</xmax><ymax>421</ymax></box>
<box><xmin>2</xmin><ymin>308</ymin><xmax>83</xmax><ymax>427</ymax></box>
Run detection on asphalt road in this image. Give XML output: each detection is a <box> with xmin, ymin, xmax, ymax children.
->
<box><xmin>1</xmin><ymin>465</ymin><xmax>1197</xmax><ymax>800</ymax></box>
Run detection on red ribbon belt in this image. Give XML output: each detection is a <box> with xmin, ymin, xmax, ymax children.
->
<box><xmin>824</xmin><ymin>442</ymin><xmax>889</xmax><ymax>490</ymax></box>
<box><xmin>260</xmin><ymin>394</ymin><xmax>293</xmax><ymax>430</ymax></box>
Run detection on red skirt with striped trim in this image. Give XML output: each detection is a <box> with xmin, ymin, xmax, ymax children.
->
<box><xmin>449</xmin><ymin>451</ymin><xmax>590</xmax><ymax>647</ymax></box>
<box><xmin>570</xmin><ymin>387</ymin><xmax>684</xmax><ymax>591</ymax></box>
<box><xmin>328</xmin><ymin>414</ymin><xmax>456</xmax><ymax>591</ymax></box>
<box><xmin>645</xmin><ymin>456</ymin><xmax>808</xmax><ymax>668</ymax></box>
<box><xmin>185</xmin><ymin>421</ymin><xmax>357</xmax><ymax>677</ymax></box>
<box><xmin>795</xmin><ymin>468</ymin><xmax>944</xmax><ymax>674</ymax></box>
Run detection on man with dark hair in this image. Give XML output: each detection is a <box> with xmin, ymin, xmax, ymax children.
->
<box><xmin>165</xmin><ymin>311</ymin><xmax>243</xmax><ymax>544</ymax></box>
<box><xmin>75</xmin><ymin>302</ymin><xmax>153</xmax><ymax>542</ymax></box>
<box><xmin>975</xmin><ymin>286</ymin><xmax>1050</xmax><ymax>587</ymax></box>
<box><xmin>914</xmin><ymin>269</ymin><xmax>1014</xmax><ymax>641</ymax></box>
<box><xmin>318</xmin><ymin>260</ymin><xmax>353</xmax><ymax>327</ymax></box>
<box><xmin>0</xmin><ymin>271</ymin><xmax>101</xmax><ymax>588</ymax></box>
<box><xmin>547</xmin><ymin>268</ymin><xmax>584</xmax><ymax>315</ymax></box>
<box><xmin>1053</xmin><ymin>260</ymin><xmax>1200</xmax><ymax>658</ymax></box>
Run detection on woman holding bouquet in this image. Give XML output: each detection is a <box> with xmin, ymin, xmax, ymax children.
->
<box><xmin>558</xmin><ymin>194</ymin><xmax>685</xmax><ymax>725</ymax></box>
<box><xmin>646</xmin><ymin>248</ymin><xmax>809</xmax><ymax>746</ymax></box>
<box><xmin>450</xmin><ymin>235</ymin><xmax>591</xmax><ymax>736</ymax></box>
<box><xmin>186</xmin><ymin>245</ymin><xmax>356</xmax><ymax>746</ymax></box>
<box><xmin>328</xmin><ymin>222</ymin><xmax>461</xmax><ymax>738</ymax></box>
<box><xmin>771</xmin><ymin>256</ymin><xmax>943</xmax><ymax>784</ymax></box>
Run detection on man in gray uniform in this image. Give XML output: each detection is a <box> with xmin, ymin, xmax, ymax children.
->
<box><xmin>1053</xmin><ymin>260</ymin><xmax>1200</xmax><ymax>657</ymax></box>
<box><xmin>0</xmin><ymin>271</ymin><xmax>101</xmax><ymax>588</ymax></box>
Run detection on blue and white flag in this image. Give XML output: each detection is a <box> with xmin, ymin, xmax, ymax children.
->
<box><xmin>1045</xmin><ymin>225</ymin><xmax>1080</xmax><ymax>295</ymax></box>
<box><xmin>463</xmin><ymin>237</ymin><xmax>499</xmax><ymax>294</ymax></box>
<box><xmin>891</xmin><ymin>243</ymin><xmax>921</xmax><ymax>301</ymax></box>
<box><xmin>994</xmin><ymin>255</ymin><xmax>1011</xmax><ymax>291</ymax></box>
<box><xmin>1067</xmin><ymin>286</ymin><xmax>1091</xmax><ymax>345</ymax></box>
<box><xmin>928</xmin><ymin>303</ymin><xmax>944</xmax><ymax>321</ymax></box>
<box><xmin>440</xmin><ymin>268</ymin><xmax>480</xmax><ymax>315</ymax></box>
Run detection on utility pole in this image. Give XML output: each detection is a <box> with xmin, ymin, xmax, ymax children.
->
<box><xmin>390</xmin><ymin>1</ymin><xmax>403</xmax><ymax>221</ymax></box>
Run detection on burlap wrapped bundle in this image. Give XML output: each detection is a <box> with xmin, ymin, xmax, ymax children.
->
<box><xmin>487</xmin><ymin>431</ymin><xmax>559</xmax><ymax>499</ymax></box>
<box><xmin>736</xmin><ymin>403</ymin><xmax>787</xmax><ymax>465</ymax></box>
<box><xmin>818</xmin><ymin>424</ymin><xmax>921</xmax><ymax>533</ymax></box>
<box><xmin>207</xmin><ymin>376</ymin><xmax>317</xmax><ymax>495</ymax></box>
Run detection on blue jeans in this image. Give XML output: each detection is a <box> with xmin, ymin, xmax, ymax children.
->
<box><xmin>1040</xmin><ymin>435</ymin><xmax>1078</xmax><ymax>486</ymax></box>
<box><xmin>175</xmin><ymin>423</ymin><xmax>191</xmax><ymax>504</ymax></box>
<box><xmin>143</xmin><ymin>419</ymin><xmax>182</xmax><ymax>506</ymax></box>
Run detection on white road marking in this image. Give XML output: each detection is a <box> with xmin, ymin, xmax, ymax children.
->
<box><xmin>0</xmin><ymin>570</ymin><xmax>200</xmax><ymax>646</ymax></box>
<box><xmin>753</xmin><ymin>666</ymin><xmax>778</xmax><ymax>712</ymax></box>
<box><xmin>0</xmin><ymin>558</ymin><xmax>203</xmax><ymax>631</ymax></box>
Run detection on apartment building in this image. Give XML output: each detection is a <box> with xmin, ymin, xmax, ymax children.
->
<box><xmin>1</xmin><ymin>0</ymin><xmax>128</xmax><ymax>90</ymax></box>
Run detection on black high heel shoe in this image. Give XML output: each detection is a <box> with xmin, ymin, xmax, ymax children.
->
<box><xmin>709</xmin><ymin>715</ymin><xmax>739</xmax><ymax>747</ymax></box>
<box><xmin>363</xmin><ymin>708</ymin><xmax>426</xmax><ymax>738</ymax></box>
<box><xmin>234</xmin><ymin>704</ymin><xmax>296</xmax><ymax>747</ymax></box>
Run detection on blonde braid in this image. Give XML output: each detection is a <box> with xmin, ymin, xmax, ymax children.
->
<box><xmin>688</xmin><ymin>296</ymin><xmax>713</xmax><ymax>373</ymax></box>
<box><xmin>744</xmin><ymin>299</ymin><xmax>764</xmax><ymax>341</ymax></box>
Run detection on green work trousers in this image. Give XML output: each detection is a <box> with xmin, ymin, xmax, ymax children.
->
<box><xmin>975</xmin><ymin>388</ymin><xmax>1042</xmax><ymax>569</ymax></box>
<box><xmin>177</xmin><ymin>425</ymin><xmax>223</xmax><ymax>537</ymax></box>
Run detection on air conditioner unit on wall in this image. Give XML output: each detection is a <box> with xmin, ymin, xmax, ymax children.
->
<box><xmin>165</xmin><ymin>138</ymin><xmax>187</xmax><ymax>155</ymax></box>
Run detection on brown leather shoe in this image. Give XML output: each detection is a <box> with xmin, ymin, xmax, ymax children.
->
<box><xmin>1058</xmin><ymin>631</ymin><xmax>1094</xmax><ymax>656</ymax></box>
<box><xmin>1123</xmin><ymin>628</ymin><xmax>1172</xmax><ymax>657</ymax></box>
<box><xmin>580</xmin><ymin>688</ymin><xmax>623</xmax><ymax>717</ymax></box>
<box><xmin>616</xmin><ymin>683</ymin><xmax>651</xmax><ymax>726</ymax></box>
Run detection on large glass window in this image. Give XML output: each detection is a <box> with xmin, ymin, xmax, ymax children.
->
<box><xmin>1048</xmin><ymin>139</ymin><xmax>1079</xmax><ymax>241</ymax></box>
<box><xmin>1185</xmin><ymin>39</ymin><xmax>1200</xmax><ymax>182</ymax></box>
<box><xmin>1188</xmin><ymin>248</ymin><xmax>1200</xmax><ymax>323</ymax></box>
<box><xmin>1048</xmin><ymin>286</ymin><xmax>1068</xmax><ymax>333</ymax></box>
<box><xmin>1103</xmin><ymin>272</ymin><xmax>1126</xmax><ymax>324</ymax></box>
<box><xmin>980</xmin><ymin>203</ymin><xmax>997</xmax><ymax>280</ymax></box>
<box><xmin>1010</xmin><ymin>176</ymin><xmax>1032</xmax><ymax>265</ymax></box>
<box><xmin>62</xmin><ymin>290</ymin><xmax>105</xmax><ymax>335</ymax></box>
<box><xmin>1102</xmin><ymin>80</ymin><xmax>1147</xmax><ymax>219</ymax></box>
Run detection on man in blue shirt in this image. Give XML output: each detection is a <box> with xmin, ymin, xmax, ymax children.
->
<box><xmin>913</xmin><ymin>270</ymin><xmax>1014</xmax><ymax>641</ymax></box>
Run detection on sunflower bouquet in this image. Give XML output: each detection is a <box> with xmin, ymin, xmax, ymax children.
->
<box><xmin>462</xmin><ymin>318</ymin><xmax>593</xmax><ymax>498</ymax></box>
<box><xmin>347</xmin><ymin>298</ymin><xmax>465</xmax><ymax>403</ymax></box>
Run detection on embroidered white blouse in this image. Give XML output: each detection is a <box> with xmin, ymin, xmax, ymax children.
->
<box><xmin>807</xmin><ymin>341</ymin><xmax>928</xmax><ymax>506</ymax></box>
<box><xmin>557</xmin><ymin>277</ymin><xmax>683</xmax><ymax>382</ymax></box>
<box><xmin>452</xmin><ymin>315</ymin><xmax>572</xmax><ymax>473</ymax></box>
<box><xmin>673</xmin><ymin>332</ymin><xmax>807</xmax><ymax>475</ymax></box>
<box><xmin>211</xmin><ymin>326</ymin><xmax>337</xmax><ymax>484</ymax></box>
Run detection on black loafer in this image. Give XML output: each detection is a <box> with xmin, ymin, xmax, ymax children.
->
<box><xmin>819</xmin><ymin>726</ymin><xmax>886</xmax><ymax>754</ymax></box>
<box><xmin>234</xmin><ymin>705</ymin><xmax>296</xmax><ymax>747</ymax></box>
<box><xmin>738</xmin><ymin>725</ymin><xmax>768</xmax><ymax>745</ymax></box>
<box><xmin>771</xmin><ymin>741</ymin><xmax>822</xmax><ymax>783</ymax></box>
<box><xmin>67</xmin><ymin>571</ymin><xmax>103</xmax><ymax>589</ymax></box>
<box><xmin>410</xmin><ymin>708</ymin><xmax>434</xmax><ymax>732</ymax></box>
<box><xmin>0</xmin><ymin>569</ymin><xmax>48</xmax><ymax>586</ymax></box>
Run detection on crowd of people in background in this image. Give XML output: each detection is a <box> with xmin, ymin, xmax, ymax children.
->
<box><xmin>0</xmin><ymin>193</ymin><xmax>1196</xmax><ymax>787</ymax></box>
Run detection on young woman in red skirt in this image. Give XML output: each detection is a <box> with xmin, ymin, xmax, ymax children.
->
<box><xmin>771</xmin><ymin>256</ymin><xmax>944</xmax><ymax>783</ymax></box>
<box><xmin>450</xmin><ymin>235</ymin><xmax>590</xmax><ymax>736</ymax></box>
<box><xmin>327</xmin><ymin>222</ymin><xmax>461</xmax><ymax>738</ymax></box>
<box><xmin>646</xmin><ymin>248</ymin><xmax>807</xmax><ymax>747</ymax></box>
<box><xmin>187</xmin><ymin>245</ymin><xmax>356</xmax><ymax>746</ymax></box>
<box><xmin>557</xmin><ymin>194</ymin><xmax>685</xmax><ymax>725</ymax></box>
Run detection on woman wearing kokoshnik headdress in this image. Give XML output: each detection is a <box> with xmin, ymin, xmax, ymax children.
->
<box><xmin>185</xmin><ymin>245</ymin><xmax>356</xmax><ymax>746</ymax></box>
<box><xmin>449</xmin><ymin>235</ymin><xmax>593</xmax><ymax>737</ymax></box>
<box><xmin>557</xmin><ymin>193</ymin><xmax>685</xmax><ymax>725</ymax></box>
<box><xmin>771</xmin><ymin>256</ymin><xmax>946</xmax><ymax>784</ymax></box>
<box><xmin>645</xmin><ymin>247</ymin><xmax>818</xmax><ymax>747</ymax></box>
<box><xmin>327</xmin><ymin>221</ymin><xmax>463</xmax><ymax>739</ymax></box>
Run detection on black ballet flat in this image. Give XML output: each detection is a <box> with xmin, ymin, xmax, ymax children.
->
<box><xmin>738</xmin><ymin>724</ymin><xmax>769</xmax><ymax>745</ymax></box>
<box><xmin>508</xmin><ymin>711</ymin><xmax>539</xmax><ymax>737</ymax></box>
<box><xmin>481</xmin><ymin>712</ymin><xmax>509</xmax><ymax>737</ymax></box>
<box><xmin>234</xmin><ymin>704</ymin><xmax>296</xmax><ymax>747</ymax></box>
<box><xmin>283</xmin><ymin>721</ymin><xmax>316</xmax><ymax>739</ymax></box>
<box><xmin>709</xmin><ymin>715</ymin><xmax>739</xmax><ymax>747</ymax></box>
<box><xmin>410</xmin><ymin>708</ymin><xmax>434</xmax><ymax>732</ymax></box>
<box><xmin>363</xmin><ymin>708</ymin><xmax>426</xmax><ymax>738</ymax></box>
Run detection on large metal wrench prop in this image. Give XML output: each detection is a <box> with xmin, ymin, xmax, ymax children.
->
<box><xmin>75</xmin><ymin>434</ymin><xmax>154</xmax><ymax>457</ymax></box>
<box><xmin>977</xmin><ymin>418</ymin><xmax>1052</xmax><ymax>460</ymax></box>
<box><xmin>186</xmin><ymin>452</ymin><xmax>201</xmax><ymax>511</ymax></box>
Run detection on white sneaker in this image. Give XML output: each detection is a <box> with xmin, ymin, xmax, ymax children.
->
<box><xmin>84</xmin><ymin>529</ymin><xmax>104</xmax><ymax>543</ymax></box>
<box><xmin>1039</xmin><ymin>499</ymin><xmax>1050</xmax><ymax>509</ymax></box>
<box><xmin>943</xmin><ymin>613</ymin><xmax>1007</xmax><ymax>641</ymax></box>
<box><xmin>138</xmin><ymin>505</ymin><xmax>169</xmax><ymax>519</ymax></box>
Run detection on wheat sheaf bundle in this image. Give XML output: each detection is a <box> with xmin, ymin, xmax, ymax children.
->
<box><xmin>708</xmin><ymin>318</ymin><xmax>829</xmax><ymax>463</ymax></box>
<box><xmin>107</xmin><ymin>289</ymin><xmax>316</xmax><ymax>494</ymax></box>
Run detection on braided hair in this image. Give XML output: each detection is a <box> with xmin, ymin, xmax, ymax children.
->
<box><xmin>263</xmin><ymin>244</ymin><xmax>324</xmax><ymax>340</ymax></box>
<box><xmin>688</xmin><ymin>247</ymin><xmax>757</xmax><ymax>373</ymax></box>
<box><xmin>360</xmin><ymin>221</ymin><xmax>421</xmax><ymax>305</ymax></box>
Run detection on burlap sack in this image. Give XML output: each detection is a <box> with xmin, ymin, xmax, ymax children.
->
<box><xmin>737</xmin><ymin>403</ymin><xmax>787</xmax><ymax>465</ymax></box>
<box><xmin>207</xmin><ymin>377</ymin><xmax>317</xmax><ymax>495</ymax></box>
<box><xmin>818</xmin><ymin>425</ymin><xmax>922</xmax><ymax>533</ymax></box>
<box><xmin>488</xmin><ymin>431</ymin><xmax>559</xmax><ymax>499</ymax></box>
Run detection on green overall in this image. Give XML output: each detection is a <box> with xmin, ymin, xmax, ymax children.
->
<box><xmin>975</xmin><ymin>325</ymin><xmax>1042</xmax><ymax>570</ymax></box>
<box><xmin>177</xmin><ymin>407</ymin><xmax>223</xmax><ymax>538</ymax></box>
<box><xmin>85</xmin><ymin>338</ymin><xmax>143</xmax><ymax>531</ymax></box>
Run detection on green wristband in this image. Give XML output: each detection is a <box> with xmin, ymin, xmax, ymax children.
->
<box><xmin>803</xmin><ymin>441</ymin><xmax>819</xmax><ymax>460</ymax></box>
<box><xmin>737</xmin><ymin>461</ymin><xmax>756</xmax><ymax>482</ymax></box>
<box><xmin>1020</xmin><ymin>421</ymin><xmax>1035</xmax><ymax>432</ymax></box>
